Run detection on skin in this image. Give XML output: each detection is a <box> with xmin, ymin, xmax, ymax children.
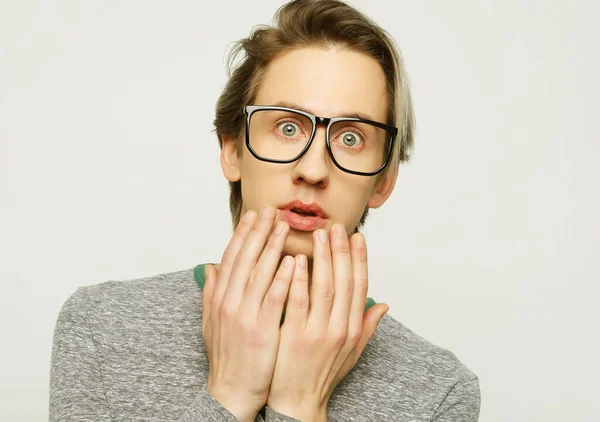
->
<box><xmin>220</xmin><ymin>46</ymin><xmax>398</xmax><ymax>257</ymax></box>
<box><xmin>205</xmin><ymin>46</ymin><xmax>400</xmax><ymax>421</ymax></box>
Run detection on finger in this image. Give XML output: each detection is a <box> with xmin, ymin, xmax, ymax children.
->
<box><xmin>202</xmin><ymin>264</ymin><xmax>217</xmax><ymax>338</ymax></box>
<box><xmin>329</xmin><ymin>224</ymin><xmax>354</xmax><ymax>332</ymax></box>
<box><xmin>243</xmin><ymin>220</ymin><xmax>290</xmax><ymax>316</ymax></box>
<box><xmin>222</xmin><ymin>206</ymin><xmax>277</xmax><ymax>311</ymax></box>
<box><xmin>354</xmin><ymin>303</ymin><xmax>389</xmax><ymax>357</ymax></box>
<box><xmin>282</xmin><ymin>254</ymin><xmax>310</xmax><ymax>329</ymax></box>
<box><xmin>260</xmin><ymin>255</ymin><xmax>295</xmax><ymax>327</ymax></box>
<box><xmin>347</xmin><ymin>232</ymin><xmax>369</xmax><ymax>345</ymax></box>
<box><xmin>212</xmin><ymin>209</ymin><xmax>258</xmax><ymax>306</ymax></box>
<box><xmin>308</xmin><ymin>228</ymin><xmax>334</xmax><ymax>327</ymax></box>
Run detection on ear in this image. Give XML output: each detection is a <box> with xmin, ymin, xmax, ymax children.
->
<box><xmin>220</xmin><ymin>135</ymin><xmax>241</xmax><ymax>182</ymax></box>
<box><xmin>367</xmin><ymin>166</ymin><xmax>398</xmax><ymax>209</ymax></box>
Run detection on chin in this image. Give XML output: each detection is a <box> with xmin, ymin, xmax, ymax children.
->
<box><xmin>282</xmin><ymin>231</ymin><xmax>315</xmax><ymax>259</ymax></box>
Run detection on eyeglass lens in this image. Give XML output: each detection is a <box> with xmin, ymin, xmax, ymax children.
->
<box><xmin>248</xmin><ymin>109</ymin><xmax>390</xmax><ymax>173</ymax></box>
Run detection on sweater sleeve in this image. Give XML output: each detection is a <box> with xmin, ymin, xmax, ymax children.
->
<box><xmin>431</xmin><ymin>377</ymin><xmax>481</xmax><ymax>421</ymax></box>
<box><xmin>49</xmin><ymin>289</ymin><xmax>265</xmax><ymax>422</ymax></box>
<box><xmin>50</xmin><ymin>289</ymin><xmax>112</xmax><ymax>421</ymax></box>
<box><xmin>263</xmin><ymin>406</ymin><xmax>302</xmax><ymax>422</ymax></box>
<box><xmin>178</xmin><ymin>384</ymin><xmax>265</xmax><ymax>422</ymax></box>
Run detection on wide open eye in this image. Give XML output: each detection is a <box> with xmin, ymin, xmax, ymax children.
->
<box><xmin>339</xmin><ymin>131</ymin><xmax>363</xmax><ymax>147</ymax></box>
<box><xmin>278</xmin><ymin>122</ymin><xmax>300</xmax><ymax>137</ymax></box>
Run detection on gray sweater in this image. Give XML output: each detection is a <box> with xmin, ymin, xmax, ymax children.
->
<box><xmin>49</xmin><ymin>266</ymin><xmax>480</xmax><ymax>421</ymax></box>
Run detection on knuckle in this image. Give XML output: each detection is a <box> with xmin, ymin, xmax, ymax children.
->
<box><xmin>319</xmin><ymin>284</ymin><xmax>335</xmax><ymax>301</ymax></box>
<box><xmin>209</xmin><ymin>294</ymin><xmax>221</xmax><ymax>311</ymax></box>
<box><xmin>294</xmin><ymin>266</ymin><xmax>308</xmax><ymax>282</ymax></box>
<box><xmin>237</xmin><ymin>315</ymin><xmax>257</xmax><ymax>333</ymax></box>
<box><xmin>221</xmin><ymin>249</ymin><xmax>236</xmax><ymax>265</ymax></box>
<box><xmin>310</xmin><ymin>330</ymin><xmax>327</xmax><ymax>346</ymax></box>
<box><xmin>274</xmin><ymin>266</ymin><xmax>292</xmax><ymax>284</ymax></box>
<box><xmin>291</xmin><ymin>295</ymin><xmax>309</xmax><ymax>310</ymax></box>
<box><xmin>330</xmin><ymin>328</ymin><xmax>348</xmax><ymax>349</ymax></box>
<box><xmin>352</xmin><ymin>247</ymin><xmax>368</xmax><ymax>262</ymax></box>
<box><xmin>250</xmin><ymin>223</ymin><xmax>263</xmax><ymax>235</ymax></box>
<box><xmin>271</xmin><ymin>275</ymin><xmax>285</xmax><ymax>290</ymax></box>
<box><xmin>356</xmin><ymin>250</ymin><xmax>368</xmax><ymax>262</ymax></box>
<box><xmin>239</xmin><ymin>216</ymin><xmax>254</xmax><ymax>229</ymax></box>
<box><xmin>248</xmin><ymin>268</ymin><xmax>263</xmax><ymax>286</ymax></box>
<box><xmin>348</xmin><ymin>327</ymin><xmax>362</xmax><ymax>346</ymax></box>
<box><xmin>336</xmin><ymin>239</ymin><xmax>350</xmax><ymax>254</ymax></box>
<box><xmin>263</xmin><ymin>240</ymin><xmax>279</xmax><ymax>256</ymax></box>
<box><xmin>357</xmin><ymin>278</ymin><xmax>369</xmax><ymax>297</ymax></box>
<box><xmin>264</xmin><ymin>292</ymin><xmax>282</xmax><ymax>307</ymax></box>
<box><xmin>219</xmin><ymin>301</ymin><xmax>237</xmax><ymax>320</ymax></box>
<box><xmin>340</xmin><ymin>277</ymin><xmax>354</xmax><ymax>295</ymax></box>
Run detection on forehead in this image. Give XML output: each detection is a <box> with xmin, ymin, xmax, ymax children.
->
<box><xmin>254</xmin><ymin>46</ymin><xmax>388</xmax><ymax>122</ymax></box>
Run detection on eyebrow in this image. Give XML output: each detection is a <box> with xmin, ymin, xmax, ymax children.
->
<box><xmin>271</xmin><ymin>101</ymin><xmax>377</xmax><ymax>122</ymax></box>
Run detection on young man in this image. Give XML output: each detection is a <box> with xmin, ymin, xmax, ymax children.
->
<box><xmin>50</xmin><ymin>1</ymin><xmax>480</xmax><ymax>421</ymax></box>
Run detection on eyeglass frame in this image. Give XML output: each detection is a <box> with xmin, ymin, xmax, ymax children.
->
<box><xmin>243</xmin><ymin>105</ymin><xmax>398</xmax><ymax>176</ymax></box>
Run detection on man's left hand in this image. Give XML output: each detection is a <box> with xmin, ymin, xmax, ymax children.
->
<box><xmin>266</xmin><ymin>224</ymin><xmax>389</xmax><ymax>421</ymax></box>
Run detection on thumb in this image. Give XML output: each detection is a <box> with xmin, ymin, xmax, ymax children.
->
<box><xmin>201</xmin><ymin>265</ymin><xmax>217</xmax><ymax>337</ymax></box>
<box><xmin>355</xmin><ymin>303</ymin><xmax>389</xmax><ymax>354</ymax></box>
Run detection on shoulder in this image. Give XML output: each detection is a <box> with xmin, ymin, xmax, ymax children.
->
<box><xmin>54</xmin><ymin>267</ymin><xmax>201</xmax><ymax>343</ymax></box>
<box><xmin>61</xmin><ymin>267</ymin><xmax>199</xmax><ymax>315</ymax></box>
<box><xmin>53</xmin><ymin>267</ymin><xmax>204</xmax><ymax>354</ymax></box>
<box><xmin>372</xmin><ymin>313</ymin><xmax>478</xmax><ymax>383</ymax></box>
<box><xmin>335</xmin><ymin>312</ymin><xmax>480</xmax><ymax>418</ymax></box>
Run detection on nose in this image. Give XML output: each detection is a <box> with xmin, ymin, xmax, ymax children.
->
<box><xmin>292</xmin><ymin>126</ymin><xmax>331</xmax><ymax>188</ymax></box>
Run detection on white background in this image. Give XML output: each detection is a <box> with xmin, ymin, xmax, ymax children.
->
<box><xmin>1</xmin><ymin>0</ymin><xmax>599</xmax><ymax>420</ymax></box>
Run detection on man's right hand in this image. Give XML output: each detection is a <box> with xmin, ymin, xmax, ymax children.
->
<box><xmin>201</xmin><ymin>206</ymin><xmax>295</xmax><ymax>422</ymax></box>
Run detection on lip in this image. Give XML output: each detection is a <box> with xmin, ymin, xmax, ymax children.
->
<box><xmin>278</xmin><ymin>200</ymin><xmax>329</xmax><ymax>218</ymax></box>
<box><xmin>278</xmin><ymin>200</ymin><xmax>328</xmax><ymax>232</ymax></box>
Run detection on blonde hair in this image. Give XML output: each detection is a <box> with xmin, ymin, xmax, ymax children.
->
<box><xmin>214</xmin><ymin>0</ymin><xmax>415</xmax><ymax>229</ymax></box>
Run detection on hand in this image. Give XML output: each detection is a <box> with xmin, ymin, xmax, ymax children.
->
<box><xmin>266</xmin><ymin>224</ymin><xmax>389</xmax><ymax>421</ymax></box>
<box><xmin>202</xmin><ymin>206</ymin><xmax>295</xmax><ymax>422</ymax></box>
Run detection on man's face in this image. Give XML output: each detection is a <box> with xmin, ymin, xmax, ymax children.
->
<box><xmin>221</xmin><ymin>46</ymin><xmax>397</xmax><ymax>258</ymax></box>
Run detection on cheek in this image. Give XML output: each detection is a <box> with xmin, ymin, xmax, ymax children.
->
<box><xmin>239</xmin><ymin>159</ymin><xmax>286</xmax><ymax>204</ymax></box>
<box><xmin>329</xmin><ymin>177</ymin><xmax>375</xmax><ymax>226</ymax></box>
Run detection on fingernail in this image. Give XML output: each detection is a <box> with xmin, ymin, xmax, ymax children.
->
<box><xmin>335</xmin><ymin>224</ymin><xmax>346</xmax><ymax>237</ymax></box>
<box><xmin>318</xmin><ymin>229</ymin><xmax>327</xmax><ymax>244</ymax></box>
<box><xmin>243</xmin><ymin>210</ymin><xmax>256</xmax><ymax>223</ymax></box>
<box><xmin>297</xmin><ymin>254</ymin><xmax>307</xmax><ymax>268</ymax></box>
<box><xmin>274</xmin><ymin>221</ymin><xmax>285</xmax><ymax>235</ymax></box>
<box><xmin>353</xmin><ymin>232</ymin><xmax>365</xmax><ymax>249</ymax></box>
<box><xmin>283</xmin><ymin>255</ymin><xmax>293</xmax><ymax>268</ymax></box>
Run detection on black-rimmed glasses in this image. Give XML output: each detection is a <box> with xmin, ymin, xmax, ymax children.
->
<box><xmin>244</xmin><ymin>105</ymin><xmax>398</xmax><ymax>176</ymax></box>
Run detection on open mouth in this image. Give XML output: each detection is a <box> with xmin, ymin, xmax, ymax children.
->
<box><xmin>291</xmin><ymin>209</ymin><xmax>317</xmax><ymax>217</ymax></box>
<box><xmin>279</xmin><ymin>205</ymin><xmax>327</xmax><ymax>231</ymax></box>
<box><xmin>278</xmin><ymin>200</ymin><xmax>328</xmax><ymax>231</ymax></box>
